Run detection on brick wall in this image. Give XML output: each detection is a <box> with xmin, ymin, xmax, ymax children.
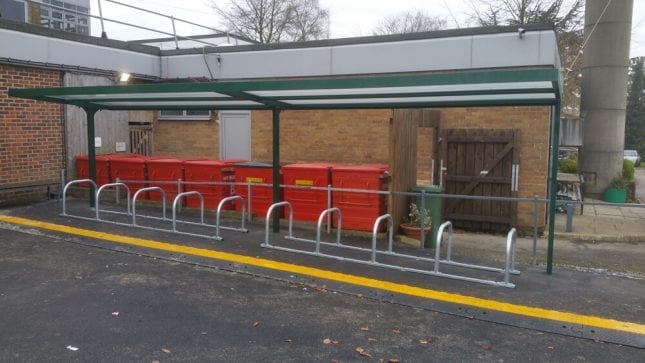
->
<box><xmin>251</xmin><ymin>109</ymin><xmax>391</xmax><ymax>164</ymax></box>
<box><xmin>438</xmin><ymin>106</ymin><xmax>551</xmax><ymax>228</ymax></box>
<box><xmin>0</xmin><ymin>64</ymin><xmax>63</xmax><ymax>204</ymax></box>
<box><xmin>151</xmin><ymin>106</ymin><xmax>550</xmax><ymax>228</ymax></box>
<box><xmin>417</xmin><ymin>127</ymin><xmax>435</xmax><ymax>183</ymax></box>
<box><xmin>153</xmin><ymin>115</ymin><xmax>219</xmax><ymax>158</ymax></box>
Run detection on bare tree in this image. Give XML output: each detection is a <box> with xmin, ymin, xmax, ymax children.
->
<box><xmin>465</xmin><ymin>0</ymin><xmax>584</xmax><ymax>113</ymax></box>
<box><xmin>373</xmin><ymin>10</ymin><xmax>447</xmax><ymax>35</ymax></box>
<box><xmin>464</xmin><ymin>0</ymin><xmax>583</xmax><ymax>32</ymax></box>
<box><xmin>212</xmin><ymin>0</ymin><xmax>330</xmax><ymax>43</ymax></box>
<box><xmin>287</xmin><ymin>0</ymin><xmax>330</xmax><ymax>41</ymax></box>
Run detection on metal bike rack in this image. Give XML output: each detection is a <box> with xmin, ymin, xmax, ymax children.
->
<box><xmin>262</xmin><ymin>201</ymin><xmax>294</xmax><ymax>247</ymax></box>
<box><xmin>315</xmin><ymin>208</ymin><xmax>341</xmax><ymax>254</ymax></box>
<box><xmin>434</xmin><ymin>221</ymin><xmax>519</xmax><ymax>276</ymax></box>
<box><xmin>61</xmin><ymin>180</ymin><xmax>246</xmax><ymax>241</ymax></box>
<box><xmin>132</xmin><ymin>187</ymin><xmax>166</xmax><ymax>226</ymax></box>
<box><xmin>62</xmin><ymin>179</ymin><xmax>98</xmax><ymax>218</ymax></box>
<box><xmin>504</xmin><ymin>228</ymin><xmax>518</xmax><ymax>284</ymax></box>
<box><xmin>433</xmin><ymin>221</ymin><xmax>519</xmax><ymax>288</ymax></box>
<box><xmin>96</xmin><ymin>182</ymin><xmax>131</xmax><ymax>220</ymax></box>
<box><xmin>214</xmin><ymin>196</ymin><xmax>248</xmax><ymax>240</ymax></box>
<box><xmin>260</xmin><ymin>203</ymin><xmax>520</xmax><ymax>288</ymax></box>
<box><xmin>172</xmin><ymin>191</ymin><xmax>205</xmax><ymax>235</ymax></box>
<box><xmin>371</xmin><ymin>214</ymin><xmax>393</xmax><ymax>262</ymax></box>
<box><xmin>286</xmin><ymin>207</ymin><xmax>342</xmax><ymax>255</ymax></box>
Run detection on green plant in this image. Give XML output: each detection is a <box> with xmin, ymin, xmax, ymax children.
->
<box><xmin>558</xmin><ymin>159</ymin><xmax>578</xmax><ymax>173</ymax></box>
<box><xmin>623</xmin><ymin>159</ymin><xmax>635</xmax><ymax>180</ymax></box>
<box><xmin>407</xmin><ymin>203</ymin><xmax>432</xmax><ymax>227</ymax></box>
<box><xmin>609</xmin><ymin>175</ymin><xmax>628</xmax><ymax>189</ymax></box>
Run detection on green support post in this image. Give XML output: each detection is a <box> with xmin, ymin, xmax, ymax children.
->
<box><xmin>546</xmin><ymin>104</ymin><xmax>561</xmax><ymax>274</ymax></box>
<box><xmin>84</xmin><ymin>107</ymin><xmax>98</xmax><ymax>208</ymax></box>
<box><xmin>272</xmin><ymin>108</ymin><xmax>281</xmax><ymax>233</ymax></box>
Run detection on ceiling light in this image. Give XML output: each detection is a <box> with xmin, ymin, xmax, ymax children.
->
<box><xmin>119</xmin><ymin>72</ymin><xmax>131</xmax><ymax>83</ymax></box>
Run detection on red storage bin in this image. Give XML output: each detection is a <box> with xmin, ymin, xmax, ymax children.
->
<box><xmin>146</xmin><ymin>158</ymin><xmax>184</xmax><ymax>203</ymax></box>
<box><xmin>282</xmin><ymin>163</ymin><xmax>333</xmax><ymax>222</ymax></box>
<box><xmin>332</xmin><ymin>164</ymin><xmax>389</xmax><ymax>232</ymax></box>
<box><xmin>221</xmin><ymin>159</ymin><xmax>248</xmax><ymax>166</ymax></box>
<box><xmin>109</xmin><ymin>156</ymin><xmax>147</xmax><ymax>196</ymax></box>
<box><xmin>234</xmin><ymin>162</ymin><xmax>281</xmax><ymax>217</ymax></box>
<box><xmin>183</xmin><ymin>159</ymin><xmax>235</xmax><ymax>209</ymax></box>
<box><xmin>75</xmin><ymin>154</ymin><xmax>111</xmax><ymax>186</ymax></box>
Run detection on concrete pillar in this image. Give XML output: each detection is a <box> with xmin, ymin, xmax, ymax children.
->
<box><xmin>580</xmin><ymin>0</ymin><xmax>633</xmax><ymax>196</ymax></box>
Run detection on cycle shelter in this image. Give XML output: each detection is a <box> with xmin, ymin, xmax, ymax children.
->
<box><xmin>9</xmin><ymin>58</ymin><xmax>563</xmax><ymax>280</ymax></box>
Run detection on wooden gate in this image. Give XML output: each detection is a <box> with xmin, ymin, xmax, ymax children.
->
<box><xmin>440</xmin><ymin>129</ymin><xmax>519</xmax><ymax>231</ymax></box>
<box><xmin>129</xmin><ymin>125</ymin><xmax>153</xmax><ymax>156</ymax></box>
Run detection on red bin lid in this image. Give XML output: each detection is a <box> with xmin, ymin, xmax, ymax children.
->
<box><xmin>110</xmin><ymin>156</ymin><xmax>146</xmax><ymax>162</ymax></box>
<box><xmin>235</xmin><ymin>161</ymin><xmax>273</xmax><ymax>168</ymax></box>
<box><xmin>145</xmin><ymin>157</ymin><xmax>183</xmax><ymax>164</ymax></box>
<box><xmin>332</xmin><ymin>164</ymin><xmax>389</xmax><ymax>173</ymax></box>
<box><xmin>75</xmin><ymin>154</ymin><xmax>112</xmax><ymax>161</ymax></box>
<box><xmin>282</xmin><ymin>163</ymin><xmax>334</xmax><ymax>170</ymax></box>
<box><xmin>183</xmin><ymin>159</ymin><xmax>227</xmax><ymax>166</ymax></box>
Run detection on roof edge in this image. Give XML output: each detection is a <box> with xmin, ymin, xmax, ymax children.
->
<box><xmin>130</xmin><ymin>32</ymin><xmax>258</xmax><ymax>45</ymax></box>
<box><xmin>162</xmin><ymin>24</ymin><xmax>555</xmax><ymax>56</ymax></box>
<box><xmin>0</xmin><ymin>18</ymin><xmax>160</xmax><ymax>56</ymax></box>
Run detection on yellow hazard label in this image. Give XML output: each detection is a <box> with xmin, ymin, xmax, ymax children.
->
<box><xmin>295</xmin><ymin>179</ymin><xmax>314</xmax><ymax>186</ymax></box>
<box><xmin>246</xmin><ymin>177</ymin><xmax>264</xmax><ymax>183</ymax></box>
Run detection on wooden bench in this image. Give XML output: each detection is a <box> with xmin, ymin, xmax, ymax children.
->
<box><xmin>0</xmin><ymin>180</ymin><xmax>62</xmax><ymax>200</ymax></box>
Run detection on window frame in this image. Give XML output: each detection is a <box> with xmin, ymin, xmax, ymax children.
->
<box><xmin>158</xmin><ymin>109</ymin><xmax>213</xmax><ymax>121</ymax></box>
<box><xmin>39</xmin><ymin>0</ymin><xmax>90</xmax><ymax>35</ymax></box>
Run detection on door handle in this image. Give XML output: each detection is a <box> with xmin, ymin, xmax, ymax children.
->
<box><xmin>440</xmin><ymin>159</ymin><xmax>447</xmax><ymax>187</ymax></box>
<box><xmin>511</xmin><ymin>164</ymin><xmax>519</xmax><ymax>192</ymax></box>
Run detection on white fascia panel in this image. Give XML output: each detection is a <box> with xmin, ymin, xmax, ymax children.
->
<box><xmin>331</xmin><ymin>37</ymin><xmax>473</xmax><ymax>74</ymax></box>
<box><xmin>471</xmin><ymin>31</ymin><xmax>558</xmax><ymax>68</ymax></box>
<box><xmin>249</xmin><ymin>82</ymin><xmax>554</xmax><ymax>98</ymax></box>
<box><xmin>161</xmin><ymin>47</ymin><xmax>332</xmax><ymax>79</ymax></box>
<box><xmin>57</xmin><ymin>91</ymin><xmax>228</xmax><ymax>100</ymax></box>
<box><xmin>95</xmin><ymin>100</ymin><xmax>261</xmax><ymax>107</ymax></box>
<box><xmin>0</xmin><ymin>29</ymin><xmax>160</xmax><ymax>77</ymax></box>
<box><xmin>282</xmin><ymin>93</ymin><xmax>556</xmax><ymax>105</ymax></box>
<box><xmin>163</xmin><ymin>31</ymin><xmax>555</xmax><ymax>80</ymax></box>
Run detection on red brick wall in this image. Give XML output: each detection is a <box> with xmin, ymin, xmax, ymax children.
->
<box><xmin>0</xmin><ymin>64</ymin><xmax>64</xmax><ymax>203</ymax></box>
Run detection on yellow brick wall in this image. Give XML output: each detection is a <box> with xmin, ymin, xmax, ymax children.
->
<box><xmin>251</xmin><ymin>109</ymin><xmax>392</xmax><ymax>164</ymax></box>
<box><xmin>153</xmin><ymin>115</ymin><xmax>219</xmax><ymax>158</ymax></box>
<box><xmin>152</xmin><ymin>106</ymin><xmax>550</xmax><ymax>228</ymax></box>
<box><xmin>437</xmin><ymin>106</ymin><xmax>550</xmax><ymax>228</ymax></box>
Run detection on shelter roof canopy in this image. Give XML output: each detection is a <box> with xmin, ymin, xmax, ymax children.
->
<box><xmin>9</xmin><ymin>67</ymin><xmax>561</xmax><ymax>110</ymax></box>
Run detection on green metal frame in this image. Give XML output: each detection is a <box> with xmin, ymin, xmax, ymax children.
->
<box><xmin>8</xmin><ymin>66</ymin><xmax>562</xmax><ymax>274</ymax></box>
<box><xmin>9</xmin><ymin>68</ymin><xmax>560</xmax><ymax>110</ymax></box>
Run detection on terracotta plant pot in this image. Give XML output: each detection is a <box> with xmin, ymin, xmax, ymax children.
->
<box><xmin>399</xmin><ymin>223</ymin><xmax>431</xmax><ymax>241</ymax></box>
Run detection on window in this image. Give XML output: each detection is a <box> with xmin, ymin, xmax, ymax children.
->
<box><xmin>159</xmin><ymin>110</ymin><xmax>213</xmax><ymax>120</ymax></box>
<box><xmin>0</xmin><ymin>0</ymin><xmax>27</xmax><ymax>22</ymax></box>
<box><xmin>38</xmin><ymin>0</ymin><xmax>90</xmax><ymax>35</ymax></box>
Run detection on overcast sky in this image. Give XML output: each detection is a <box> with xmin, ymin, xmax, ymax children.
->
<box><xmin>91</xmin><ymin>0</ymin><xmax>645</xmax><ymax>57</ymax></box>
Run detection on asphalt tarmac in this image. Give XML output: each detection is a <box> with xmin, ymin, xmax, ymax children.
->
<box><xmin>1</xmin><ymin>200</ymin><xmax>644</xmax><ymax>361</ymax></box>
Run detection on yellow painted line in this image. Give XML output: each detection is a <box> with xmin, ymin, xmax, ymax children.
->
<box><xmin>1</xmin><ymin>214</ymin><xmax>644</xmax><ymax>336</ymax></box>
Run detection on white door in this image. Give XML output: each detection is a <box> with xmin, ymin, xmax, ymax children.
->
<box><xmin>220</xmin><ymin>111</ymin><xmax>251</xmax><ymax>160</ymax></box>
